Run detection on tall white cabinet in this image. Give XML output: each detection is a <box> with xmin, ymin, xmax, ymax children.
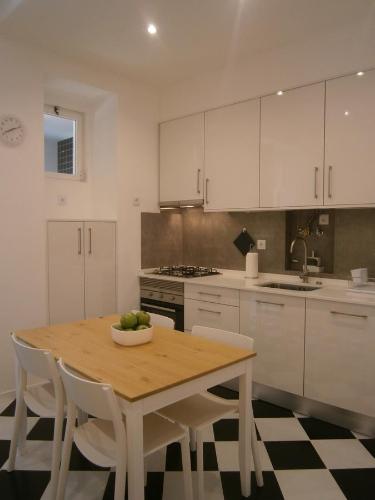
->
<box><xmin>204</xmin><ymin>99</ymin><xmax>260</xmax><ymax>210</ymax></box>
<box><xmin>260</xmin><ymin>82</ymin><xmax>325</xmax><ymax>208</ymax></box>
<box><xmin>325</xmin><ymin>69</ymin><xmax>375</xmax><ymax>206</ymax></box>
<box><xmin>159</xmin><ymin>113</ymin><xmax>204</xmax><ymax>204</ymax></box>
<box><xmin>48</xmin><ymin>221</ymin><xmax>116</xmax><ymax>324</ymax></box>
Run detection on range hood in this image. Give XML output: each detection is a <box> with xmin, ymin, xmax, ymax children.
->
<box><xmin>159</xmin><ymin>198</ymin><xmax>204</xmax><ymax>210</ymax></box>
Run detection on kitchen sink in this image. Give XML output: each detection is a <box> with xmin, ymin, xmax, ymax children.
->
<box><xmin>257</xmin><ymin>282</ymin><xmax>321</xmax><ymax>292</ymax></box>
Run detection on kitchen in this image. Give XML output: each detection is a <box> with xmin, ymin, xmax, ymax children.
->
<box><xmin>1</xmin><ymin>1</ymin><xmax>375</xmax><ymax>499</ymax></box>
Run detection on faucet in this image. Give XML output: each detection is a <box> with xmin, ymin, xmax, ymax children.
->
<box><xmin>290</xmin><ymin>237</ymin><xmax>309</xmax><ymax>283</ymax></box>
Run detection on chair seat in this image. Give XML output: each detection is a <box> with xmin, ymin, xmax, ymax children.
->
<box><xmin>158</xmin><ymin>393</ymin><xmax>238</xmax><ymax>430</ymax></box>
<box><xmin>24</xmin><ymin>381</ymin><xmax>57</xmax><ymax>417</ymax></box>
<box><xmin>74</xmin><ymin>412</ymin><xmax>187</xmax><ymax>468</ymax></box>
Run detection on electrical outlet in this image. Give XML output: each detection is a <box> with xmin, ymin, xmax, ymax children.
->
<box><xmin>257</xmin><ymin>239</ymin><xmax>266</xmax><ymax>250</ymax></box>
<box><xmin>319</xmin><ymin>214</ymin><xmax>329</xmax><ymax>225</ymax></box>
<box><xmin>57</xmin><ymin>195</ymin><xmax>67</xmax><ymax>206</ymax></box>
<box><xmin>133</xmin><ymin>197</ymin><xmax>140</xmax><ymax>207</ymax></box>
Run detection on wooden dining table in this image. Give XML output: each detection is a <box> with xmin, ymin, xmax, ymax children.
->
<box><xmin>16</xmin><ymin>314</ymin><xmax>256</xmax><ymax>500</ymax></box>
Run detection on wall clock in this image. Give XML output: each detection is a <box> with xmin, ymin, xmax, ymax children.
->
<box><xmin>0</xmin><ymin>115</ymin><xmax>25</xmax><ymax>146</ymax></box>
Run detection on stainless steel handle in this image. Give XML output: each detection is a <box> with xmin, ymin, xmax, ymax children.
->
<box><xmin>314</xmin><ymin>167</ymin><xmax>319</xmax><ymax>199</ymax></box>
<box><xmin>256</xmin><ymin>300</ymin><xmax>285</xmax><ymax>307</ymax></box>
<box><xmin>328</xmin><ymin>166</ymin><xmax>333</xmax><ymax>198</ymax></box>
<box><xmin>197</xmin><ymin>169</ymin><xmax>201</xmax><ymax>194</ymax></box>
<box><xmin>88</xmin><ymin>228</ymin><xmax>92</xmax><ymax>254</ymax></box>
<box><xmin>198</xmin><ymin>308</ymin><xmax>221</xmax><ymax>314</ymax></box>
<box><xmin>198</xmin><ymin>292</ymin><xmax>221</xmax><ymax>298</ymax></box>
<box><xmin>205</xmin><ymin>178</ymin><xmax>209</xmax><ymax>204</ymax></box>
<box><xmin>78</xmin><ymin>228</ymin><xmax>82</xmax><ymax>255</ymax></box>
<box><xmin>140</xmin><ymin>303</ymin><xmax>175</xmax><ymax>313</ymax></box>
<box><xmin>330</xmin><ymin>310</ymin><xmax>367</xmax><ymax>319</ymax></box>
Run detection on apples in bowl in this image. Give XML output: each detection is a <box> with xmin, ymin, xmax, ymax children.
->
<box><xmin>111</xmin><ymin>311</ymin><xmax>153</xmax><ymax>346</ymax></box>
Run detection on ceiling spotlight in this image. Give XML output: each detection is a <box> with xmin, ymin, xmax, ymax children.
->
<box><xmin>147</xmin><ymin>24</ymin><xmax>157</xmax><ymax>35</ymax></box>
<box><xmin>344</xmin><ymin>110</ymin><xmax>350</xmax><ymax>116</ymax></box>
<box><xmin>276</xmin><ymin>90</ymin><xmax>284</xmax><ymax>96</ymax></box>
<box><xmin>357</xmin><ymin>71</ymin><xmax>364</xmax><ymax>76</ymax></box>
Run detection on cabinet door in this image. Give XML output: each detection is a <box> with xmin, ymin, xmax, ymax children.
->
<box><xmin>260</xmin><ymin>83</ymin><xmax>325</xmax><ymax>208</ymax></box>
<box><xmin>160</xmin><ymin>114</ymin><xmax>204</xmax><ymax>203</ymax></box>
<box><xmin>84</xmin><ymin>222</ymin><xmax>117</xmax><ymax>319</ymax></box>
<box><xmin>48</xmin><ymin>221</ymin><xmax>85</xmax><ymax>324</ymax></box>
<box><xmin>240</xmin><ymin>291</ymin><xmax>305</xmax><ymax>395</ymax></box>
<box><xmin>325</xmin><ymin>70</ymin><xmax>375</xmax><ymax>205</ymax></box>
<box><xmin>204</xmin><ymin>100</ymin><xmax>260</xmax><ymax>210</ymax></box>
<box><xmin>305</xmin><ymin>299</ymin><xmax>375</xmax><ymax>417</ymax></box>
<box><xmin>184</xmin><ymin>298</ymin><xmax>239</xmax><ymax>333</ymax></box>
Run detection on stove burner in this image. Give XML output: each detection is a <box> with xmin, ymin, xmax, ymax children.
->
<box><xmin>152</xmin><ymin>265</ymin><xmax>221</xmax><ymax>278</ymax></box>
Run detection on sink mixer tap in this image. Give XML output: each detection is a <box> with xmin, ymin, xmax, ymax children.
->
<box><xmin>290</xmin><ymin>236</ymin><xmax>309</xmax><ymax>283</ymax></box>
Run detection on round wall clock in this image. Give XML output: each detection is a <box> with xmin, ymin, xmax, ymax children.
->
<box><xmin>0</xmin><ymin>115</ymin><xmax>25</xmax><ymax>146</ymax></box>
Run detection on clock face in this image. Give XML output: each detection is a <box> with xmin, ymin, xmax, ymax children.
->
<box><xmin>0</xmin><ymin>115</ymin><xmax>25</xmax><ymax>147</ymax></box>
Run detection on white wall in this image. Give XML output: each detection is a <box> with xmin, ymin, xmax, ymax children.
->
<box><xmin>160</xmin><ymin>25</ymin><xmax>375</xmax><ymax>120</ymax></box>
<box><xmin>0</xmin><ymin>37</ymin><xmax>159</xmax><ymax>393</ymax></box>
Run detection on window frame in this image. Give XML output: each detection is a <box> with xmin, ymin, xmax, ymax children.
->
<box><xmin>44</xmin><ymin>104</ymin><xmax>84</xmax><ymax>181</ymax></box>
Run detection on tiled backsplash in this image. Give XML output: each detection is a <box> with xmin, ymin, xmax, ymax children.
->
<box><xmin>141</xmin><ymin>207</ymin><xmax>375</xmax><ymax>278</ymax></box>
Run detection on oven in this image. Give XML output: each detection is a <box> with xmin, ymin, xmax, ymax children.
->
<box><xmin>140</xmin><ymin>278</ymin><xmax>184</xmax><ymax>331</ymax></box>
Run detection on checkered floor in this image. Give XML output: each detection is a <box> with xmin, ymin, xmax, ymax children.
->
<box><xmin>1</xmin><ymin>387</ymin><xmax>375</xmax><ymax>500</ymax></box>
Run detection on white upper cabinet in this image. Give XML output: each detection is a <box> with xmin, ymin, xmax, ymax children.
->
<box><xmin>260</xmin><ymin>82</ymin><xmax>325</xmax><ymax>208</ymax></box>
<box><xmin>204</xmin><ymin>99</ymin><xmax>260</xmax><ymax>210</ymax></box>
<box><xmin>325</xmin><ymin>70</ymin><xmax>375</xmax><ymax>206</ymax></box>
<box><xmin>160</xmin><ymin>113</ymin><xmax>204</xmax><ymax>204</ymax></box>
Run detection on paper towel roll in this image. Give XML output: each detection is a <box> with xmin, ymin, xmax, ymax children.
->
<box><xmin>245</xmin><ymin>252</ymin><xmax>258</xmax><ymax>278</ymax></box>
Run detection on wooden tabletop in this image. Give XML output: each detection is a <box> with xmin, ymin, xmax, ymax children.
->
<box><xmin>15</xmin><ymin>315</ymin><xmax>256</xmax><ymax>402</ymax></box>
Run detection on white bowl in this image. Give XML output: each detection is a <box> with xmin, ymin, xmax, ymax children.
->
<box><xmin>111</xmin><ymin>323</ymin><xmax>153</xmax><ymax>346</ymax></box>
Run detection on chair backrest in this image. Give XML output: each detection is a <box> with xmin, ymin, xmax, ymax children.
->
<box><xmin>191</xmin><ymin>325</ymin><xmax>254</xmax><ymax>351</ymax></box>
<box><xmin>149</xmin><ymin>313</ymin><xmax>175</xmax><ymax>329</ymax></box>
<box><xmin>58</xmin><ymin>359</ymin><xmax>123</xmax><ymax>422</ymax></box>
<box><xmin>11</xmin><ymin>333</ymin><xmax>59</xmax><ymax>382</ymax></box>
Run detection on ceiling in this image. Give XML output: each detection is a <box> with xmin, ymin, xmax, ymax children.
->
<box><xmin>0</xmin><ymin>0</ymin><xmax>374</xmax><ymax>87</ymax></box>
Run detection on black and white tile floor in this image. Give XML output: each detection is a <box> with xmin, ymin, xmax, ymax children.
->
<box><xmin>1</xmin><ymin>387</ymin><xmax>375</xmax><ymax>499</ymax></box>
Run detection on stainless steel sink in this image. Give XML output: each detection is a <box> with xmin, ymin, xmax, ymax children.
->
<box><xmin>257</xmin><ymin>282</ymin><xmax>320</xmax><ymax>292</ymax></box>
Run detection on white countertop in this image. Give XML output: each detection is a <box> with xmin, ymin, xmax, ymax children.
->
<box><xmin>139</xmin><ymin>269</ymin><xmax>375</xmax><ymax>307</ymax></box>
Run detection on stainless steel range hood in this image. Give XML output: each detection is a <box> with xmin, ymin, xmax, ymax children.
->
<box><xmin>159</xmin><ymin>198</ymin><xmax>204</xmax><ymax>210</ymax></box>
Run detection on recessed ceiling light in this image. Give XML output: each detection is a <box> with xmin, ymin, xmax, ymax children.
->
<box><xmin>276</xmin><ymin>90</ymin><xmax>284</xmax><ymax>96</ymax></box>
<box><xmin>357</xmin><ymin>71</ymin><xmax>364</xmax><ymax>76</ymax></box>
<box><xmin>147</xmin><ymin>24</ymin><xmax>157</xmax><ymax>35</ymax></box>
<box><xmin>344</xmin><ymin>110</ymin><xmax>350</xmax><ymax>116</ymax></box>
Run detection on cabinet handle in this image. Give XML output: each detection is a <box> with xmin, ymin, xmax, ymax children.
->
<box><xmin>78</xmin><ymin>228</ymin><xmax>82</xmax><ymax>255</ymax></box>
<box><xmin>88</xmin><ymin>228</ymin><xmax>92</xmax><ymax>254</ymax></box>
<box><xmin>198</xmin><ymin>291</ymin><xmax>222</xmax><ymax>298</ymax></box>
<box><xmin>330</xmin><ymin>310</ymin><xmax>368</xmax><ymax>319</ymax></box>
<box><xmin>198</xmin><ymin>308</ymin><xmax>221</xmax><ymax>314</ymax></box>
<box><xmin>205</xmin><ymin>178</ymin><xmax>209</xmax><ymax>204</ymax></box>
<box><xmin>256</xmin><ymin>300</ymin><xmax>285</xmax><ymax>307</ymax></box>
<box><xmin>197</xmin><ymin>169</ymin><xmax>201</xmax><ymax>194</ymax></box>
<box><xmin>328</xmin><ymin>165</ymin><xmax>333</xmax><ymax>198</ymax></box>
<box><xmin>314</xmin><ymin>167</ymin><xmax>319</xmax><ymax>199</ymax></box>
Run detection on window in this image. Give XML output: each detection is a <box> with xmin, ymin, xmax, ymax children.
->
<box><xmin>44</xmin><ymin>105</ymin><xmax>83</xmax><ymax>179</ymax></box>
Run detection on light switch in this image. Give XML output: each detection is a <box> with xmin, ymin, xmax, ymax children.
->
<box><xmin>319</xmin><ymin>214</ymin><xmax>329</xmax><ymax>225</ymax></box>
<box><xmin>257</xmin><ymin>239</ymin><xmax>266</xmax><ymax>250</ymax></box>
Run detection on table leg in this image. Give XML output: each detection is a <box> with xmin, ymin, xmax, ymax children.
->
<box><xmin>126</xmin><ymin>408</ymin><xmax>145</xmax><ymax>500</ymax></box>
<box><xmin>238</xmin><ymin>362</ymin><xmax>252</xmax><ymax>497</ymax></box>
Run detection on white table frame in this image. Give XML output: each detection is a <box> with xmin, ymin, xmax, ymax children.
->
<box><xmin>119</xmin><ymin>358</ymin><xmax>253</xmax><ymax>500</ymax></box>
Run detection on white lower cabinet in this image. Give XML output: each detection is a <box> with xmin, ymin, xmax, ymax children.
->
<box><xmin>48</xmin><ymin>220</ymin><xmax>116</xmax><ymax>324</ymax></box>
<box><xmin>305</xmin><ymin>299</ymin><xmax>375</xmax><ymax>417</ymax></box>
<box><xmin>240</xmin><ymin>291</ymin><xmax>305</xmax><ymax>395</ymax></box>
<box><xmin>184</xmin><ymin>299</ymin><xmax>239</xmax><ymax>332</ymax></box>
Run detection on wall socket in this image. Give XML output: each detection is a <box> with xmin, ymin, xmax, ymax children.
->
<box><xmin>257</xmin><ymin>239</ymin><xmax>266</xmax><ymax>250</ymax></box>
<box><xmin>319</xmin><ymin>214</ymin><xmax>329</xmax><ymax>225</ymax></box>
<box><xmin>57</xmin><ymin>195</ymin><xmax>67</xmax><ymax>206</ymax></box>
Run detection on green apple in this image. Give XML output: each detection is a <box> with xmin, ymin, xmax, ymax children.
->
<box><xmin>136</xmin><ymin>311</ymin><xmax>151</xmax><ymax>326</ymax></box>
<box><xmin>120</xmin><ymin>312</ymin><xmax>137</xmax><ymax>329</ymax></box>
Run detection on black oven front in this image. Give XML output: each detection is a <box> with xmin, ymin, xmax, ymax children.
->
<box><xmin>140</xmin><ymin>278</ymin><xmax>184</xmax><ymax>332</ymax></box>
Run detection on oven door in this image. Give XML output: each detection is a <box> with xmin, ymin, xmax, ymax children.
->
<box><xmin>140</xmin><ymin>297</ymin><xmax>184</xmax><ymax>332</ymax></box>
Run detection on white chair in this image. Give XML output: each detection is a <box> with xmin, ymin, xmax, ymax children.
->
<box><xmin>148</xmin><ymin>312</ymin><xmax>175</xmax><ymax>329</ymax></box>
<box><xmin>157</xmin><ymin>326</ymin><xmax>264</xmax><ymax>500</ymax></box>
<box><xmin>7</xmin><ymin>333</ymin><xmax>65</xmax><ymax>500</ymax></box>
<box><xmin>56</xmin><ymin>359</ymin><xmax>193</xmax><ymax>500</ymax></box>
